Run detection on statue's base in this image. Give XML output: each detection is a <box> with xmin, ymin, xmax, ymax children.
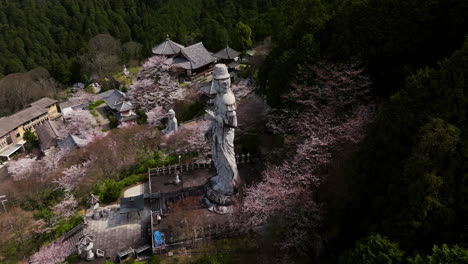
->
<box><xmin>201</xmin><ymin>184</ymin><xmax>235</xmax><ymax>214</ymax></box>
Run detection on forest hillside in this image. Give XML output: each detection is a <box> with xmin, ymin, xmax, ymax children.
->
<box><xmin>0</xmin><ymin>0</ymin><xmax>467</xmax><ymax>263</ymax></box>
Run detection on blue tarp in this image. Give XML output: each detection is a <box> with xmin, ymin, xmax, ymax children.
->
<box><xmin>154</xmin><ymin>231</ymin><xmax>165</xmax><ymax>247</ymax></box>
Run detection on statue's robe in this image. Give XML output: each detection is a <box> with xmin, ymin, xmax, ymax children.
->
<box><xmin>207</xmin><ymin>90</ymin><xmax>240</xmax><ymax>194</ymax></box>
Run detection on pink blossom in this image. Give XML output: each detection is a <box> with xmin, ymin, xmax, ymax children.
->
<box><xmin>56</xmin><ymin>160</ymin><xmax>92</xmax><ymax>191</ymax></box>
<box><xmin>67</xmin><ymin>91</ymin><xmax>96</xmax><ymax>104</ymax></box>
<box><xmin>43</xmin><ymin>148</ymin><xmax>67</xmax><ymax>170</ymax></box>
<box><xmin>242</xmin><ymin>61</ymin><xmax>375</xmax><ymax>254</ymax></box>
<box><xmin>142</xmin><ymin>55</ymin><xmax>168</xmax><ymax>71</ymax></box>
<box><xmin>52</xmin><ymin>194</ymin><xmax>78</xmax><ymax>219</ymax></box>
<box><xmin>128</xmin><ymin>56</ymin><xmax>199</xmax><ymax>112</ymax></box>
<box><xmin>231</xmin><ymin>78</ymin><xmax>255</xmax><ymax>100</ymax></box>
<box><xmin>117</xmin><ymin>121</ymin><xmax>137</xmax><ymax>129</ymax></box>
<box><xmin>61</xmin><ymin>109</ymin><xmax>105</xmax><ymax>145</ymax></box>
<box><xmin>29</xmin><ymin>240</ymin><xmax>72</xmax><ymax>264</ymax></box>
<box><xmin>164</xmin><ymin>120</ymin><xmax>210</xmax><ymax>161</ymax></box>
<box><xmin>147</xmin><ymin>105</ymin><xmax>165</xmax><ymax>127</ymax></box>
<box><xmin>8</xmin><ymin>157</ymin><xmax>43</xmax><ymax>181</ymax></box>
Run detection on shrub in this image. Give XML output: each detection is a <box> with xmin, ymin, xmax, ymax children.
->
<box><xmin>23</xmin><ymin>130</ymin><xmax>38</xmax><ymax>144</ymax></box>
<box><xmin>108</xmin><ymin>114</ymin><xmax>119</xmax><ymax>129</ymax></box>
<box><xmin>64</xmin><ymin>254</ymin><xmax>79</xmax><ymax>263</ymax></box>
<box><xmin>339</xmin><ymin>234</ymin><xmax>405</xmax><ymax>264</ymax></box>
<box><xmin>53</xmin><ymin>214</ymin><xmax>83</xmax><ymax>237</ymax></box>
<box><xmin>147</xmin><ymin>256</ymin><xmax>162</xmax><ymax>264</ymax></box>
<box><xmin>119</xmin><ymin>174</ymin><xmax>141</xmax><ymax>187</ymax></box>
<box><xmin>95</xmin><ymin>179</ymin><xmax>123</xmax><ymax>203</ymax></box>
<box><xmin>89</xmin><ymin>99</ymin><xmax>104</xmax><ymax>110</ymax></box>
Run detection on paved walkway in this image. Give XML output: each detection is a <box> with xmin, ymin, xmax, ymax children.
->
<box><xmin>123</xmin><ymin>183</ymin><xmax>148</xmax><ymax>197</ymax></box>
<box><xmin>83</xmin><ymin>203</ymin><xmax>151</xmax><ymax>262</ymax></box>
<box><xmin>95</xmin><ymin>106</ymin><xmax>110</xmax><ymax>131</ymax></box>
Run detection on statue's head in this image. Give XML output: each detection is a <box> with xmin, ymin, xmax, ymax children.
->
<box><xmin>168</xmin><ymin>109</ymin><xmax>175</xmax><ymax>119</ymax></box>
<box><xmin>213</xmin><ymin>64</ymin><xmax>231</xmax><ymax>94</ymax></box>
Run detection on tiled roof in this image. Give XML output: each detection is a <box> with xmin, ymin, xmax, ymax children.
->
<box><xmin>0</xmin><ymin>106</ymin><xmax>48</xmax><ymax>136</ymax></box>
<box><xmin>30</xmin><ymin>97</ymin><xmax>58</xmax><ymax>108</ymax></box>
<box><xmin>59</xmin><ymin>134</ymin><xmax>87</xmax><ymax>150</ymax></box>
<box><xmin>115</xmin><ymin>101</ymin><xmax>134</xmax><ymax>112</ymax></box>
<box><xmin>103</xmin><ymin>90</ymin><xmax>127</xmax><ymax>111</ymax></box>
<box><xmin>36</xmin><ymin>120</ymin><xmax>63</xmax><ymax>150</ymax></box>
<box><xmin>0</xmin><ymin>97</ymin><xmax>57</xmax><ymax>137</ymax></box>
<box><xmin>95</xmin><ymin>89</ymin><xmax>116</xmax><ymax>101</ymax></box>
<box><xmin>152</xmin><ymin>38</ymin><xmax>185</xmax><ymax>55</ymax></box>
<box><xmin>168</xmin><ymin>42</ymin><xmax>217</xmax><ymax>70</ymax></box>
<box><xmin>214</xmin><ymin>46</ymin><xmax>241</xmax><ymax>60</ymax></box>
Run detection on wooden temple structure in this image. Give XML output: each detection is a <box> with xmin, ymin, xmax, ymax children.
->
<box><xmin>152</xmin><ymin>37</ymin><xmax>241</xmax><ymax>79</ymax></box>
<box><xmin>152</xmin><ymin>36</ymin><xmax>184</xmax><ymax>56</ymax></box>
<box><xmin>163</xmin><ymin>42</ymin><xmax>217</xmax><ymax>76</ymax></box>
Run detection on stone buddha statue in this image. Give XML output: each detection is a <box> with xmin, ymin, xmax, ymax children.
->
<box><xmin>163</xmin><ymin>109</ymin><xmax>178</xmax><ymax>134</ymax></box>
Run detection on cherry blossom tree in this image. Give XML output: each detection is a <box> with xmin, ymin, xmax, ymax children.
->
<box><xmin>56</xmin><ymin>160</ymin><xmax>92</xmax><ymax>191</ymax></box>
<box><xmin>52</xmin><ymin>194</ymin><xmax>78</xmax><ymax>219</ymax></box>
<box><xmin>43</xmin><ymin>148</ymin><xmax>67</xmax><ymax>170</ymax></box>
<box><xmin>67</xmin><ymin>90</ymin><xmax>95</xmax><ymax>105</ymax></box>
<box><xmin>117</xmin><ymin>121</ymin><xmax>137</xmax><ymax>129</ymax></box>
<box><xmin>128</xmin><ymin>56</ymin><xmax>201</xmax><ymax>123</ymax></box>
<box><xmin>146</xmin><ymin>105</ymin><xmax>165</xmax><ymax>127</ymax></box>
<box><xmin>8</xmin><ymin>156</ymin><xmax>44</xmax><ymax>181</ymax></box>
<box><xmin>164</xmin><ymin>120</ymin><xmax>210</xmax><ymax>161</ymax></box>
<box><xmin>61</xmin><ymin>109</ymin><xmax>105</xmax><ymax>145</ymax></box>
<box><xmin>29</xmin><ymin>240</ymin><xmax>72</xmax><ymax>264</ymax></box>
<box><xmin>242</xmin><ymin>61</ymin><xmax>375</xmax><ymax>255</ymax></box>
<box><xmin>231</xmin><ymin>78</ymin><xmax>255</xmax><ymax>101</ymax></box>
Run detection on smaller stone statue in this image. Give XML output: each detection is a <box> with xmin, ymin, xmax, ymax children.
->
<box><xmin>162</xmin><ymin>109</ymin><xmax>178</xmax><ymax>134</ymax></box>
<box><xmin>174</xmin><ymin>171</ymin><xmax>181</xmax><ymax>185</ymax></box>
<box><xmin>76</xmin><ymin>234</ymin><xmax>95</xmax><ymax>261</ymax></box>
<box><xmin>90</xmin><ymin>83</ymin><xmax>102</xmax><ymax>93</ymax></box>
<box><xmin>123</xmin><ymin>65</ymin><xmax>130</xmax><ymax>76</ymax></box>
<box><xmin>88</xmin><ymin>193</ymin><xmax>99</xmax><ymax>209</ymax></box>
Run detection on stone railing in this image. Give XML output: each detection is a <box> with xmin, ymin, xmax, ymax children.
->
<box><xmin>148</xmin><ymin>162</ymin><xmax>212</xmax><ymax>177</ymax></box>
<box><xmin>148</xmin><ymin>153</ymin><xmax>252</xmax><ymax>177</ymax></box>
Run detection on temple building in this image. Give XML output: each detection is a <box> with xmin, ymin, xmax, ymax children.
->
<box><xmin>214</xmin><ymin>46</ymin><xmax>241</xmax><ymax>62</ymax></box>
<box><xmin>164</xmin><ymin>42</ymin><xmax>217</xmax><ymax>76</ymax></box>
<box><xmin>97</xmin><ymin>89</ymin><xmax>138</xmax><ymax>123</ymax></box>
<box><xmin>152</xmin><ymin>36</ymin><xmax>185</xmax><ymax>56</ymax></box>
<box><xmin>0</xmin><ymin>98</ymin><xmax>61</xmax><ymax>161</ymax></box>
<box><xmin>214</xmin><ymin>46</ymin><xmax>242</xmax><ymax>70</ymax></box>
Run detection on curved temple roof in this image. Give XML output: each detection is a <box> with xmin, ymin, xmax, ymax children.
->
<box><xmin>214</xmin><ymin>46</ymin><xmax>241</xmax><ymax>60</ymax></box>
<box><xmin>165</xmin><ymin>42</ymin><xmax>217</xmax><ymax>70</ymax></box>
<box><xmin>152</xmin><ymin>37</ymin><xmax>185</xmax><ymax>55</ymax></box>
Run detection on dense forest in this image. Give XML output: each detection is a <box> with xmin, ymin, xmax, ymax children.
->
<box><xmin>1</xmin><ymin>0</ymin><xmax>468</xmax><ymax>263</ymax></box>
<box><xmin>0</xmin><ymin>0</ymin><xmax>278</xmax><ymax>82</ymax></box>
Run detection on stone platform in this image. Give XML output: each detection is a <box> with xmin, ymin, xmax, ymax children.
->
<box><xmin>152</xmin><ymin>196</ymin><xmax>236</xmax><ymax>244</ymax></box>
<box><xmin>150</xmin><ymin>168</ymin><xmax>216</xmax><ymax>194</ymax></box>
<box><xmin>82</xmin><ymin>203</ymin><xmax>151</xmax><ymax>262</ymax></box>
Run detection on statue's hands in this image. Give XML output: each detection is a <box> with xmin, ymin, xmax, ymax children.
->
<box><xmin>205</xmin><ymin>110</ymin><xmax>215</xmax><ymax>120</ymax></box>
<box><xmin>205</xmin><ymin>110</ymin><xmax>224</xmax><ymax>124</ymax></box>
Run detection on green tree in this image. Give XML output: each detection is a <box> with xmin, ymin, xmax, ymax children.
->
<box><xmin>23</xmin><ymin>130</ymin><xmax>38</xmax><ymax>144</ymax></box>
<box><xmin>231</xmin><ymin>21</ymin><xmax>252</xmax><ymax>52</ymax></box>
<box><xmin>339</xmin><ymin>234</ymin><xmax>405</xmax><ymax>264</ymax></box>
<box><xmin>341</xmin><ymin>38</ymin><xmax>468</xmax><ymax>253</ymax></box>
<box><xmin>408</xmin><ymin>244</ymin><xmax>468</xmax><ymax>264</ymax></box>
<box><xmin>257</xmin><ymin>0</ymin><xmax>329</xmax><ymax>106</ymax></box>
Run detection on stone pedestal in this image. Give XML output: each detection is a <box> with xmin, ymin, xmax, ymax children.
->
<box><xmin>202</xmin><ymin>183</ymin><xmax>235</xmax><ymax>214</ymax></box>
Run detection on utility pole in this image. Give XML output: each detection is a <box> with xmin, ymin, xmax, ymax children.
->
<box><xmin>0</xmin><ymin>195</ymin><xmax>7</xmax><ymax>213</ymax></box>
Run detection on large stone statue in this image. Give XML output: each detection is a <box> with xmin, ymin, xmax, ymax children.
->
<box><xmin>202</xmin><ymin>64</ymin><xmax>240</xmax><ymax>213</ymax></box>
<box><xmin>162</xmin><ymin>109</ymin><xmax>178</xmax><ymax>134</ymax></box>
